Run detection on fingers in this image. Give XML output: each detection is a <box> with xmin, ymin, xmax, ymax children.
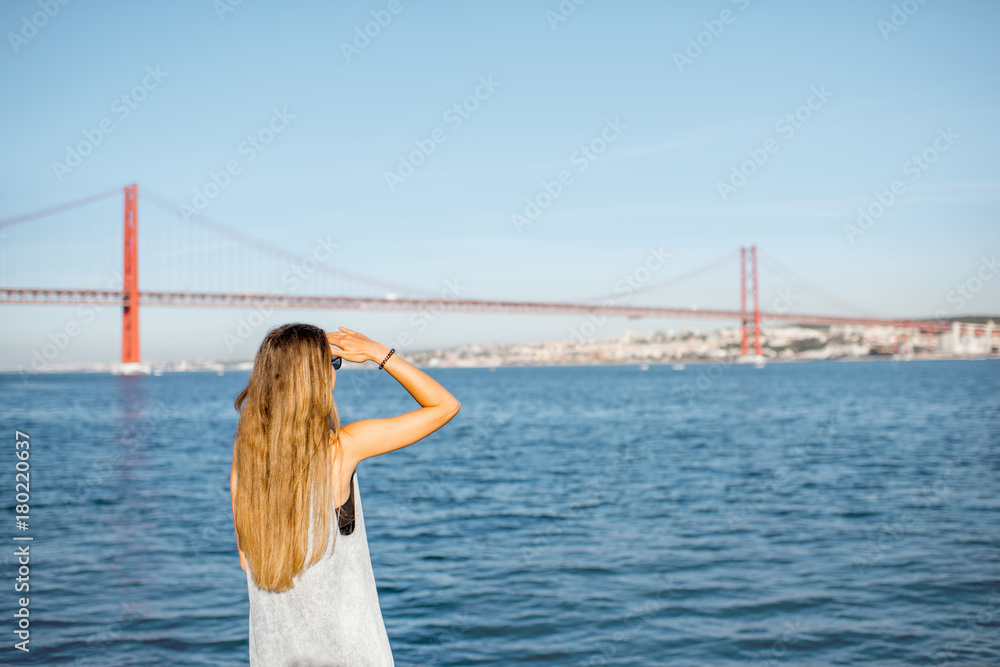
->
<box><xmin>328</xmin><ymin>329</ymin><xmax>361</xmax><ymax>353</ymax></box>
<box><xmin>329</xmin><ymin>327</ymin><xmax>371</xmax><ymax>356</ymax></box>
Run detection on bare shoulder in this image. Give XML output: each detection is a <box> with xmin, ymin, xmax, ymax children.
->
<box><xmin>331</xmin><ymin>429</ymin><xmax>360</xmax><ymax>506</ymax></box>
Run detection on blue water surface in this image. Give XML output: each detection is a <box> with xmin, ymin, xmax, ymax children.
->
<box><xmin>1</xmin><ymin>359</ymin><xmax>998</xmax><ymax>665</ymax></box>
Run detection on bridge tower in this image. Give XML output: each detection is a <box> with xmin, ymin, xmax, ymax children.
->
<box><xmin>121</xmin><ymin>183</ymin><xmax>140</xmax><ymax>365</ymax></box>
<box><xmin>740</xmin><ymin>246</ymin><xmax>762</xmax><ymax>358</ymax></box>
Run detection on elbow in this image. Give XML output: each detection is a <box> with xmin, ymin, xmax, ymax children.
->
<box><xmin>445</xmin><ymin>400</ymin><xmax>461</xmax><ymax>420</ymax></box>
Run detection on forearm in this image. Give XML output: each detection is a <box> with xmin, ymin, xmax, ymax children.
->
<box><xmin>369</xmin><ymin>344</ymin><xmax>458</xmax><ymax>409</ymax></box>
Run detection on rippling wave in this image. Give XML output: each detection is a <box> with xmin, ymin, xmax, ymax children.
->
<box><xmin>1</xmin><ymin>360</ymin><xmax>997</xmax><ymax>665</ymax></box>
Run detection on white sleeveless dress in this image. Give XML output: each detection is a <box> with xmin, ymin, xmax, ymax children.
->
<box><xmin>245</xmin><ymin>469</ymin><xmax>395</xmax><ymax>666</ymax></box>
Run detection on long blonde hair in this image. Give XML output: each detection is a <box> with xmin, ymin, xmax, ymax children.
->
<box><xmin>232</xmin><ymin>323</ymin><xmax>342</xmax><ymax>592</ymax></box>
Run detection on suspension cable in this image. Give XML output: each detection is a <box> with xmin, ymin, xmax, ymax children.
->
<box><xmin>0</xmin><ymin>188</ymin><xmax>121</xmax><ymax>229</ymax></box>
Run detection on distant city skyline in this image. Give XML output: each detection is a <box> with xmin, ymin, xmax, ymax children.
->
<box><xmin>1</xmin><ymin>0</ymin><xmax>998</xmax><ymax>366</ymax></box>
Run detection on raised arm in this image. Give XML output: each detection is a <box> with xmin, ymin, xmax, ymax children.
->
<box><xmin>327</xmin><ymin>327</ymin><xmax>460</xmax><ymax>465</ymax></box>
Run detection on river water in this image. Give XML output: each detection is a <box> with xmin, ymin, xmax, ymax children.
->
<box><xmin>1</xmin><ymin>359</ymin><xmax>998</xmax><ymax>665</ymax></box>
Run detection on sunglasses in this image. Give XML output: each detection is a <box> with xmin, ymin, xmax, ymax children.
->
<box><xmin>331</xmin><ymin>355</ymin><xmax>342</xmax><ymax>371</ymax></box>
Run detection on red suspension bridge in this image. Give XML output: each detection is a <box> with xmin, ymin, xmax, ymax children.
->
<box><xmin>0</xmin><ymin>184</ymin><xmax>960</xmax><ymax>369</ymax></box>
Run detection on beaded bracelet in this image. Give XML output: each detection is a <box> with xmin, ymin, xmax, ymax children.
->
<box><xmin>379</xmin><ymin>348</ymin><xmax>395</xmax><ymax>370</ymax></box>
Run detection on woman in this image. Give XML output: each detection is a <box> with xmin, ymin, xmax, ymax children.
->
<box><xmin>230</xmin><ymin>323</ymin><xmax>460</xmax><ymax>665</ymax></box>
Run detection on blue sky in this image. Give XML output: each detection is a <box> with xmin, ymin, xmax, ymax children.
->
<box><xmin>1</xmin><ymin>0</ymin><xmax>998</xmax><ymax>366</ymax></box>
